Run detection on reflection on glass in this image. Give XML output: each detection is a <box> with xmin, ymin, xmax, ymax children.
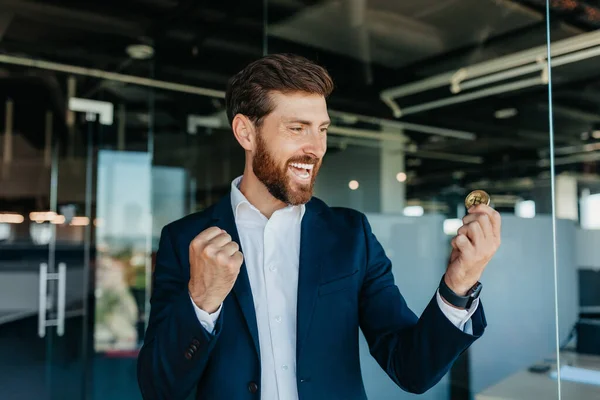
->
<box><xmin>581</xmin><ymin>191</ymin><xmax>600</xmax><ymax>229</ymax></box>
<box><xmin>268</xmin><ymin>0</ymin><xmax>559</xmax><ymax>399</ymax></box>
<box><xmin>95</xmin><ymin>151</ymin><xmax>152</xmax><ymax>352</ymax></box>
<box><xmin>0</xmin><ymin>0</ymin><xmax>589</xmax><ymax>398</ymax></box>
<box><xmin>546</xmin><ymin>0</ymin><xmax>600</xmax><ymax>397</ymax></box>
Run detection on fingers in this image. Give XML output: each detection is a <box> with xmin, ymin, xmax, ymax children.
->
<box><xmin>191</xmin><ymin>227</ymin><xmax>240</xmax><ymax>259</ymax></box>
<box><xmin>208</xmin><ymin>232</ymin><xmax>233</xmax><ymax>248</ymax></box>
<box><xmin>451</xmin><ymin>234</ymin><xmax>474</xmax><ymax>255</ymax></box>
<box><xmin>216</xmin><ymin>249</ymin><xmax>242</xmax><ymax>268</ymax></box>
<box><xmin>231</xmin><ymin>251</ymin><xmax>244</xmax><ymax>266</ymax></box>
<box><xmin>219</xmin><ymin>241</ymin><xmax>240</xmax><ymax>257</ymax></box>
<box><xmin>461</xmin><ymin>213</ymin><xmax>493</xmax><ymax>240</ymax></box>
<box><xmin>194</xmin><ymin>226</ymin><xmax>223</xmax><ymax>243</ymax></box>
<box><xmin>457</xmin><ymin>220</ymin><xmax>485</xmax><ymax>244</ymax></box>
<box><xmin>468</xmin><ymin>204</ymin><xmax>501</xmax><ymax>239</ymax></box>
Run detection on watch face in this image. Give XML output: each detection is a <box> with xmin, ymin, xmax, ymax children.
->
<box><xmin>467</xmin><ymin>282</ymin><xmax>482</xmax><ymax>297</ymax></box>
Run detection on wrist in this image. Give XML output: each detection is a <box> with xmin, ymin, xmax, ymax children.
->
<box><xmin>189</xmin><ymin>283</ymin><xmax>219</xmax><ymax>314</ymax></box>
<box><xmin>192</xmin><ymin>296</ymin><xmax>219</xmax><ymax>314</ymax></box>
<box><xmin>443</xmin><ymin>274</ymin><xmax>471</xmax><ymax>296</ymax></box>
<box><xmin>439</xmin><ymin>274</ymin><xmax>482</xmax><ymax>310</ymax></box>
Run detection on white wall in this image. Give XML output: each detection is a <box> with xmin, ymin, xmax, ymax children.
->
<box><xmin>576</xmin><ymin>228</ymin><xmax>600</xmax><ymax>268</ymax></box>
<box><xmin>469</xmin><ymin>216</ymin><xmax>579</xmax><ymax>393</ymax></box>
<box><xmin>361</xmin><ymin>214</ymin><xmax>449</xmax><ymax>400</ymax></box>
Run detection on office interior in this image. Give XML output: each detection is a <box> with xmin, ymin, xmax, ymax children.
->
<box><xmin>0</xmin><ymin>0</ymin><xmax>599</xmax><ymax>399</ymax></box>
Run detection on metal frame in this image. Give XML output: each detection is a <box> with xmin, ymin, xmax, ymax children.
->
<box><xmin>380</xmin><ymin>30</ymin><xmax>600</xmax><ymax>117</ymax></box>
<box><xmin>38</xmin><ymin>262</ymin><xmax>67</xmax><ymax>338</ymax></box>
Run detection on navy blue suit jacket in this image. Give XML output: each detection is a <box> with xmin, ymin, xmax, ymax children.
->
<box><xmin>137</xmin><ymin>193</ymin><xmax>487</xmax><ymax>400</ymax></box>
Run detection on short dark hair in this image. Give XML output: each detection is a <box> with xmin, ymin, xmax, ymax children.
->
<box><xmin>225</xmin><ymin>53</ymin><xmax>334</xmax><ymax>127</ymax></box>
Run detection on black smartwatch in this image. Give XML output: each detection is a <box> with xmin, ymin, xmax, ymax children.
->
<box><xmin>439</xmin><ymin>275</ymin><xmax>482</xmax><ymax>309</ymax></box>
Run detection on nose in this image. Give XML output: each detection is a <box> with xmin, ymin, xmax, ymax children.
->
<box><xmin>303</xmin><ymin>129</ymin><xmax>327</xmax><ymax>159</ymax></box>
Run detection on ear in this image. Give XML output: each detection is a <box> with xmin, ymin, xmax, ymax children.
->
<box><xmin>232</xmin><ymin>114</ymin><xmax>256</xmax><ymax>152</ymax></box>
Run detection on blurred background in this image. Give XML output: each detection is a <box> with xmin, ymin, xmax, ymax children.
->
<box><xmin>0</xmin><ymin>0</ymin><xmax>598</xmax><ymax>399</ymax></box>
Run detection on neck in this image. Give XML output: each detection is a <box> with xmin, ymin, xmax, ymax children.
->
<box><xmin>238</xmin><ymin>167</ymin><xmax>287</xmax><ymax>219</ymax></box>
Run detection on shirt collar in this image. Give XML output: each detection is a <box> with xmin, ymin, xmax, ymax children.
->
<box><xmin>230</xmin><ymin>175</ymin><xmax>305</xmax><ymax>221</ymax></box>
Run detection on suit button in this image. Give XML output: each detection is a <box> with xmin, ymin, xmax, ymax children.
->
<box><xmin>248</xmin><ymin>382</ymin><xmax>258</xmax><ymax>393</ymax></box>
<box><xmin>192</xmin><ymin>339</ymin><xmax>200</xmax><ymax>347</ymax></box>
<box><xmin>184</xmin><ymin>351</ymin><xmax>193</xmax><ymax>360</ymax></box>
<box><xmin>190</xmin><ymin>344</ymin><xmax>198</xmax><ymax>352</ymax></box>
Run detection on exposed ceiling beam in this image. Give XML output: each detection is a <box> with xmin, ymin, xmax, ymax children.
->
<box><xmin>1</xmin><ymin>0</ymin><xmax>147</xmax><ymax>38</ymax></box>
<box><xmin>326</xmin><ymin>134</ymin><xmax>483</xmax><ymax>164</ymax></box>
<box><xmin>539</xmin><ymin>103</ymin><xmax>600</xmax><ymax>123</ymax></box>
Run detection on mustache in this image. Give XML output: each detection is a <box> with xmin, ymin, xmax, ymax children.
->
<box><xmin>287</xmin><ymin>155</ymin><xmax>320</xmax><ymax>165</ymax></box>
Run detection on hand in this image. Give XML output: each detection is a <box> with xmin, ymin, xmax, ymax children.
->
<box><xmin>445</xmin><ymin>204</ymin><xmax>501</xmax><ymax>296</ymax></box>
<box><xmin>188</xmin><ymin>227</ymin><xmax>244</xmax><ymax>313</ymax></box>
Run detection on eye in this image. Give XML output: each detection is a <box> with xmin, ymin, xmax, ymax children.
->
<box><xmin>320</xmin><ymin>127</ymin><xmax>328</xmax><ymax>134</ymax></box>
<box><xmin>290</xmin><ymin>127</ymin><xmax>303</xmax><ymax>132</ymax></box>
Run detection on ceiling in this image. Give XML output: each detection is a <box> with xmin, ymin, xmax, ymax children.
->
<box><xmin>0</xmin><ymin>0</ymin><xmax>599</xmax><ymax>204</ymax></box>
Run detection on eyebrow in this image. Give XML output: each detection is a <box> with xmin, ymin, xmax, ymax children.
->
<box><xmin>285</xmin><ymin>119</ymin><xmax>331</xmax><ymax>126</ymax></box>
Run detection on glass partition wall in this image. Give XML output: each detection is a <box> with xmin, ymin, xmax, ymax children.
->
<box><xmin>545</xmin><ymin>0</ymin><xmax>600</xmax><ymax>399</ymax></box>
<box><xmin>265</xmin><ymin>1</ymin><xmax>561</xmax><ymax>399</ymax></box>
<box><xmin>0</xmin><ymin>0</ymin><xmax>575</xmax><ymax>399</ymax></box>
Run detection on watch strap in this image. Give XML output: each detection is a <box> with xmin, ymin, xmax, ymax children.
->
<box><xmin>439</xmin><ymin>275</ymin><xmax>482</xmax><ymax>309</ymax></box>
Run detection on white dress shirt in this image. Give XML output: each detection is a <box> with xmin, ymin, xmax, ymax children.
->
<box><xmin>191</xmin><ymin>176</ymin><xmax>479</xmax><ymax>399</ymax></box>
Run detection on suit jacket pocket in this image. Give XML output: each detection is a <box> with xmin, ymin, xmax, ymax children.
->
<box><xmin>318</xmin><ymin>269</ymin><xmax>359</xmax><ymax>296</ymax></box>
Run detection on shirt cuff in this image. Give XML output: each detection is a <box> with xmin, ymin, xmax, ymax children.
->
<box><xmin>190</xmin><ymin>296</ymin><xmax>222</xmax><ymax>334</ymax></box>
<box><xmin>436</xmin><ymin>289</ymin><xmax>479</xmax><ymax>335</ymax></box>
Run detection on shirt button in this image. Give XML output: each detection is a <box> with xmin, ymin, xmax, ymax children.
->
<box><xmin>282</xmin><ymin>365</ymin><xmax>288</xmax><ymax>371</ymax></box>
<box><xmin>269</xmin><ymin>265</ymin><xmax>277</xmax><ymax>272</ymax></box>
<box><xmin>248</xmin><ymin>381</ymin><xmax>258</xmax><ymax>393</ymax></box>
<box><xmin>275</xmin><ymin>316</ymin><xmax>282</xmax><ymax>323</ymax></box>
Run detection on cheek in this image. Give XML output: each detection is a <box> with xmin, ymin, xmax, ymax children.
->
<box><xmin>278</xmin><ymin>140</ymin><xmax>303</xmax><ymax>158</ymax></box>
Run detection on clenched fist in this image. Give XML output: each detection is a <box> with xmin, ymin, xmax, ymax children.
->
<box><xmin>188</xmin><ymin>227</ymin><xmax>244</xmax><ymax>313</ymax></box>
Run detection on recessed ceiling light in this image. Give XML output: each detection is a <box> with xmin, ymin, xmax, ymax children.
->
<box><xmin>396</xmin><ymin>172</ymin><xmax>407</xmax><ymax>182</ymax></box>
<box><xmin>348</xmin><ymin>180</ymin><xmax>359</xmax><ymax>190</ymax></box>
<box><xmin>126</xmin><ymin>44</ymin><xmax>154</xmax><ymax>60</ymax></box>
<box><xmin>494</xmin><ymin>108</ymin><xmax>518</xmax><ymax>119</ymax></box>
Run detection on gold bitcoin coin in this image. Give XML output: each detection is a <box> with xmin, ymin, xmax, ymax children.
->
<box><xmin>465</xmin><ymin>190</ymin><xmax>490</xmax><ymax>208</ymax></box>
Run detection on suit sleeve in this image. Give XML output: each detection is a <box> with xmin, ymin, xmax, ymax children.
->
<box><xmin>358</xmin><ymin>214</ymin><xmax>487</xmax><ymax>394</ymax></box>
<box><xmin>137</xmin><ymin>224</ymin><xmax>223</xmax><ymax>400</ymax></box>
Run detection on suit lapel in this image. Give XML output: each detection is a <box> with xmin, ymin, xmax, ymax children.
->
<box><xmin>211</xmin><ymin>194</ymin><xmax>261</xmax><ymax>360</ymax></box>
<box><xmin>296</xmin><ymin>199</ymin><xmax>326</xmax><ymax>357</ymax></box>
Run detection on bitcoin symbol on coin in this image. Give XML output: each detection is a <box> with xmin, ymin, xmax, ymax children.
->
<box><xmin>465</xmin><ymin>190</ymin><xmax>490</xmax><ymax>208</ymax></box>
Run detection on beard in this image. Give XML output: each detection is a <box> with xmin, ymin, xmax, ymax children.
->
<box><xmin>252</xmin><ymin>133</ymin><xmax>321</xmax><ymax>205</ymax></box>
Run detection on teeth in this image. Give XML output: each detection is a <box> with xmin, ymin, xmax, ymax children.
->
<box><xmin>290</xmin><ymin>162</ymin><xmax>314</xmax><ymax>170</ymax></box>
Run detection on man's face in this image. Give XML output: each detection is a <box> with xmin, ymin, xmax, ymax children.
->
<box><xmin>252</xmin><ymin>91</ymin><xmax>329</xmax><ymax>205</ymax></box>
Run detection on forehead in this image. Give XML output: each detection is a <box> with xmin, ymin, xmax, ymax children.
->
<box><xmin>268</xmin><ymin>91</ymin><xmax>329</xmax><ymax>122</ymax></box>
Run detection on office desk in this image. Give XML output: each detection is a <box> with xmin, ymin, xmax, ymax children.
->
<box><xmin>476</xmin><ymin>352</ymin><xmax>600</xmax><ymax>400</ymax></box>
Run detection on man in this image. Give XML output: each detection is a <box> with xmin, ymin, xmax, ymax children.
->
<box><xmin>137</xmin><ymin>54</ymin><xmax>501</xmax><ymax>400</ymax></box>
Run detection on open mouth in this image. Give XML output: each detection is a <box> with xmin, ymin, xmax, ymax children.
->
<box><xmin>288</xmin><ymin>162</ymin><xmax>314</xmax><ymax>182</ymax></box>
